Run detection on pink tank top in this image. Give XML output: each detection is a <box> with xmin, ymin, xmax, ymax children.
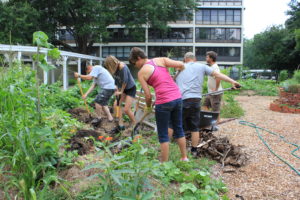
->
<box><xmin>146</xmin><ymin>59</ymin><xmax>181</xmax><ymax>105</ymax></box>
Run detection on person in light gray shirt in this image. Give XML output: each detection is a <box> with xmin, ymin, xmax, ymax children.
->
<box><xmin>74</xmin><ymin>65</ymin><xmax>116</xmax><ymax>122</ymax></box>
<box><xmin>169</xmin><ymin>52</ymin><xmax>240</xmax><ymax>157</ymax></box>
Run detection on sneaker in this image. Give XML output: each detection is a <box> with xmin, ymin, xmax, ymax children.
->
<box><xmin>191</xmin><ymin>150</ymin><xmax>198</xmax><ymax>158</ymax></box>
<box><xmin>180</xmin><ymin>157</ymin><xmax>189</xmax><ymax>162</ymax></box>
<box><xmin>109</xmin><ymin>125</ymin><xmax>125</xmax><ymax>134</ymax></box>
<box><xmin>212</xmin><ymin>125</ymin><xmax>219</xmax><ymax>131</ymax></box>
<box><xmin>91</xmin><ymin>118</ymin><xmax>102</xmax><ymax>127</ymax></box>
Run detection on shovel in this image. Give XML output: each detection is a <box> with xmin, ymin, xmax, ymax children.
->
<box><xmin>77</xmin><ymin>77</ymin><xmax>90</xmax><ymax>114</ymax></box>
<box><xmin>115</xmin><ymin>94</ymin><xmax>121</xmax><ymax>118</ymax></box>
<box><xmin>203</xmin><ymin>85</ymin><xmax>241</xmax><ymax>97</ymax></box>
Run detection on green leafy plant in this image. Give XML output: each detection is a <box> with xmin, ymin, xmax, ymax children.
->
<box><xmin>32</xmin><ymin>31</ymin><xmax>61</xmax><ymax>123</ymax></box>
<box><xmin>220</xmin><ymin>94</ymin><xmax>245</xmax><ymax>118</ymax></box>
<box><xmin>279</xmin><ymin>70</ymin><xmax>289</xmax><ymax>82</ymax></box>
<box><xmin>0</xmin><ymin>63</ymin><xmax>77</xmax><ymax>200</ymax></box>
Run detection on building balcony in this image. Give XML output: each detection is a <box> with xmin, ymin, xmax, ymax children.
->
<box><xmin>197</xmin><ymin>0</ymin><xmax>243</xmax><ymax>7</ymax></box>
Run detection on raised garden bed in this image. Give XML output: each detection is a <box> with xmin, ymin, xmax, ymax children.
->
<box><xmin>270</xmin><ymin>88</ymin><xmax>300</xmax><ymax>114</ymax></box>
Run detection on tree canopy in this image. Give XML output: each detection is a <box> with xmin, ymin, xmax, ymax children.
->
<box><xmin>0</xmin><ymin>0</ymin><xmax>195</xmax><ymax>54</ymax></box>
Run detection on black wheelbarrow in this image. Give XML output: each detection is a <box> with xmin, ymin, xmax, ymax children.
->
<box><xmin>199</xmin><ymin>86</ymin><xmax>241</xmax><ymax>131</ymax></box>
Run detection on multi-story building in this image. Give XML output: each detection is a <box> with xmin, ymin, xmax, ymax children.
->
<box><xmin>59</xmin><ymin>0</ymin><xmax>244</xmax><ymax>68</ymax></box>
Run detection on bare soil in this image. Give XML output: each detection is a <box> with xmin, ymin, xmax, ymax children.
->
<box><xmin>212</xmin><ymin>96</ymin><xmax>300</xmax><ymax>200</ymax></box>
<box><xmin>67</xmin><ymin>107</ymin><xmax>132</xmax><ymax>155</ymax></box>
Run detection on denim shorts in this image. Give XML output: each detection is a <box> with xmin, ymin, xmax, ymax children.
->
<box><xmin>94</xmin><ymin>89</ymin><xmax>115</xmax><ymax>106</ymax></box>
<box><xmin>124</xmin><ymin>85</ymin><xmax>136</xmax><ymax>98</ymax></box>
<box><xmin>155</xmin><ymin>98</ymin><xmax>185</xmax><ymax>143</ymax></box>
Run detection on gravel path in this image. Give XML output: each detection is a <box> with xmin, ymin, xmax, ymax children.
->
<box><xmin>213</xmin><ymin>96</ymin><xmax>300</xmax><ymax>200</ymax></box>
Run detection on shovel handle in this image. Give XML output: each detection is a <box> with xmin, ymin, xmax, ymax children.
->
<box><xmin>77</xmin><ymin>78</ymin><xmax>90</xmax><ymax>114</ymax></box>
<box><xmin>203</xmin><ymin>85</ymin><xmax>242</xmax><ymax>97</ymax></box>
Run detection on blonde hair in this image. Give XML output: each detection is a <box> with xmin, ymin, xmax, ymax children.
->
<box><xmin>104</xmin><ymin>55</ymin><xmax>120</xmax><ymax>74</ymax></box>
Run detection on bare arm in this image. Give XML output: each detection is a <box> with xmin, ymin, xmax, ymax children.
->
<box><xmin>211</xmin><ymin>71</ymin><xmax>240</xmax><ymax>88</ymax></box>
<box><xmin>83</xmin><ymin>83</ymin><xmax>96</xmax><ymax>99</ymax></box>
<box><xmin>215</xmin><ymin>78</ymin><xmax>221</xmax><ymax>91</ymax></box>
<box><xmin>74</xmin><ymin>72</ymin><xmax>93</xmax><ymax>80</ymax></box>
<box><xmin>162</xmin><ymin>57</ymin><xmax>185</xmax><ymax>71</ymax></box>
<box><xmin>138</xmin><ymin>70</ymin><xmax>152</xmax><ymax>107</ymax></box>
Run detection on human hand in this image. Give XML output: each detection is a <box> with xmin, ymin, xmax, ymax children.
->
<box><xmin>144</xmin><ymin>106</ymin><xmax>152</xmax><ymax>114</ymax></box>
<box><xmin>74</xmin><ymin>72</ymin><xmax>79</xmax><ymax>78</ymax></box>
<box><xmin>82</xmin><ymin>94</ymin><xmax>87</xmax><ymax>99</ymax></box>
<box><xmin>115</xmin><ymin>91</ymin><xmax>122</xmax><ymax>96</ymax></box>
<box><xmin>231</xmin><ymin>81</ymin><xmax>241</xmax><ymax>89</ymax></box>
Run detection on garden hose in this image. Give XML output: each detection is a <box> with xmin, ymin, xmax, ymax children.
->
<box><xmin>239</xmin><ymin>121</ymin><xmax>300</xmax><ymax>176</ymax></box>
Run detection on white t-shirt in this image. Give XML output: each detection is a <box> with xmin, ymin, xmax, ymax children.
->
<box><xmin>207</xmin><ymin>63</ymin><xmax>223</xmax><ymax>94</ymax></box>
<box><xmin>89</xmin><ymin>65</ymin><xmax>115</xmax><ymax>90</ymax></box>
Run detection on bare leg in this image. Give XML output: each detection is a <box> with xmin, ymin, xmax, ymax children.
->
<box><xmin>118</xmin><ymin>94</ymin><xmax>126</xmax><ymax>127</ymax></box>
<box><xmin>160</xmin><ymin>142</ymin><xmax>169</xmax><ymax>162</ymax></box>
<box><xmin>102</xmin><ymin>106</ymin><xmax>113</xmax><ymax>121</ymax></box>
<box><xmin>191</xmin><ymin>131</ymin><xmax>199</xmax><ymax>148</ymax></box>
<box><xmin>123</xmin><ymin>95</ymin><xmax>136</xmax><ymax>126</ymax></box>
<box><xmin>95</xmin><ymin>103</ymin><xmax>103</xmax><ymax>118</ymax></box>
<box><xmin>168</xmin><ymin>128</ymin><xmax>174</xmax><ymax>140</ymax></box>
<box><xmin>176</xmin><ymin>137</ymin><xmax>187</xmax><ymax>160</ymax></box>
<box><xmin>202</xmin><ymin>106</ymin><xmax>209</xmax><ymax>111</ymax></box>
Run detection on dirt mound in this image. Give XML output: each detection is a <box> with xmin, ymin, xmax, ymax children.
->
<box><xmin>187</xmin><ymin>130</ymin><xmax>248</xmax><ymax>167</ymax></box>
<box><xmin>67</xmin><ymin>129</ymin><xmax>104</xmax><ymax>155</ymax></box>
<box><xmin>68</xmin><ymin>108</ymin><xmax>96</xmax><ymax>123</ymax></box>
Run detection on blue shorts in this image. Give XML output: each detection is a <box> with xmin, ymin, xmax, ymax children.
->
<box><xmin>155</xmin><ymin>98</ymin><xmax>185</xmax><ymax>143</ymax></box>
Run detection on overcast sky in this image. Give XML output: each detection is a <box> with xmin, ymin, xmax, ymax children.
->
<box><xmin>244</xmin><ymin>0</ymin><xmax>291</xmax><ymax>39</ymax></box>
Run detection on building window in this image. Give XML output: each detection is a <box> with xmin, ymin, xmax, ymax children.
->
<box><xmin>148</xmin><ymin>46</ymin><xmax>193</xmax><ymax>60</ymax></box>
<box><xmin>102</xmin><ymin>46</ymin><xmax>145</xmax><ymax>60</ymax></box>
<box><xmin>196</xmin><ymin>47</ymin><xmax>241</xmax><ymax>62</ymax></box>
<box><xmin>174</xmin><ymin>9</ymin><xmax>193</xmax><ymax>22</ymax></box>
<box><xmin>103</xmin><ymin>28</ymin><xmax>145</xmax><ymax>42</ymax></box>
<box><xmin>196</xmin><ymin>28</ymin><xmax>241</xmax><ymax>43</ymax></box>
<box><xmin>196</xmin><ymin>9</ymin><xmax>242</xmax><ymax>25</ymax></box>
<box><xmin>57</xmin><ymin>30</ymin><xmax>75</xmax><ymax>42</ymax></box>
<box><xmin>148</xmin><ymin>28</ymin><xmax>193</xmax><ymax>43</ymax></box>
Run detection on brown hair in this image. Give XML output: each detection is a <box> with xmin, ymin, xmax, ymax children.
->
<box><xmin>129</xmin><ymin>47</ymin><xmax>147</xmax><ymax>65</ymax></box>
<box><xmin>104</xmin><ymin>55</ymin><xmax>120</xmax><ymax>74</ymax></box>
<box><xmin>206</xmin><ymin>51</ymin><xmax>217</xmax><ymax>62</ymax></box>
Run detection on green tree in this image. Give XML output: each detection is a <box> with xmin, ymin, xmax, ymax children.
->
<box><xmin>0</xmin><ymin>1</ymin><xmax>40</xmax><ymax>44</ymax></box>
<box><xmin>8</xmin><ymin>0</ymin><xmax>195</xmax><ymax>54</ymax></box>
<box><xmin>285</xmin><ymin>0</ymin><xmax>300</xmax><ymax>30</ymax></box>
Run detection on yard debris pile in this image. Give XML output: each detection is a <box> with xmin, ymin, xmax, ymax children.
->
<box><xmin>187</xmin><ymin>130</ymin><xmax>248</xmax><ymax>167</ymax></box>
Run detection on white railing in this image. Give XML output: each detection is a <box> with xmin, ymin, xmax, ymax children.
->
<box><xmin>0</xmin><ymin>44</ymin><xmax>103</xmax><ymax>90</ymax></box>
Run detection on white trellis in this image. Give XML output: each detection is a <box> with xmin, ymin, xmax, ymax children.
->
<box><xmin>0</xmin><ymin>44</ymin><xmax>103</xmax><ymax>90</ymax></box>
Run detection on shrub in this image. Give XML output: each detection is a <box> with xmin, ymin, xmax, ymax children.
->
<box><xmin>279</xmin><ymin>70</ymin><xmax>289</xmax><ymax>82</ymax></box>
<box><xmin>292</xmin><ymin>70</ymin><xmax>300</xmax><ymax>83</ymax></box>
<box><xmin>221</xmin><ymin>95</ymin><xmax>245</xmax><ymax>118</ymax></box>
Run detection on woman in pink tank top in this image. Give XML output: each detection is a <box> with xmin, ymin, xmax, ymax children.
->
<box><xmin>129</xmin><ymin>47</ymin><xmax>188</xmax><ymax>162</ymax></box>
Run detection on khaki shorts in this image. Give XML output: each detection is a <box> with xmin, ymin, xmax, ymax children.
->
<box><xmin>203</xmin><ymin>94</ymin><xmax>223</xmax><ymax>112</ymax></box>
